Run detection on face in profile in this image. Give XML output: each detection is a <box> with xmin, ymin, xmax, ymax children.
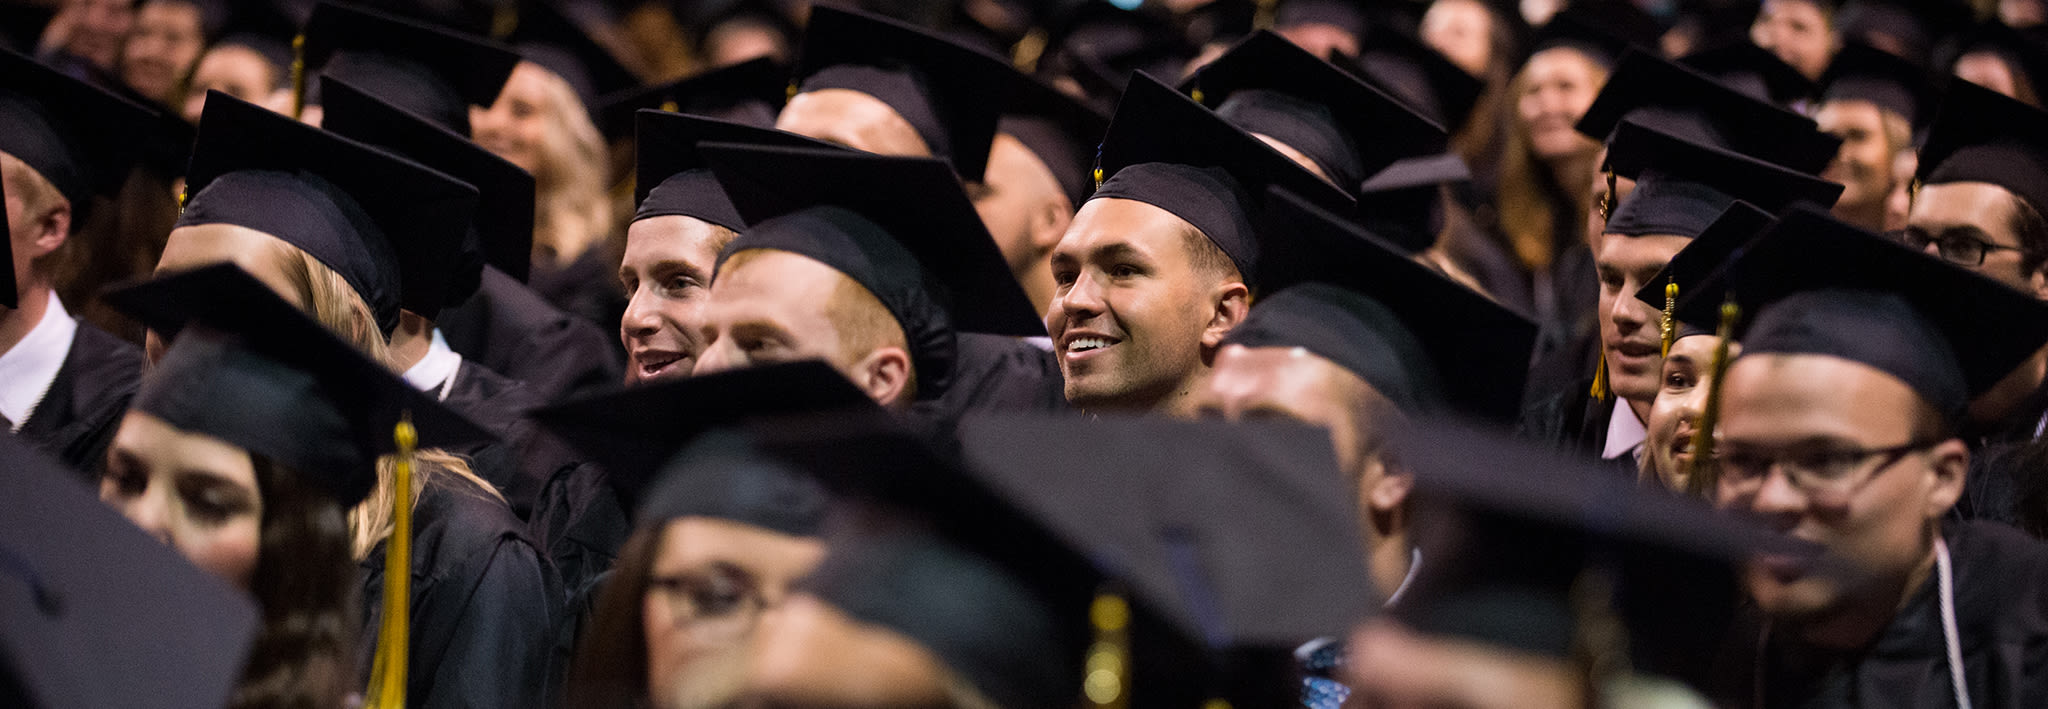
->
<box><xmin>621</xmin><ymin>216</ymin><xmax>734</xmax><ymax>384</ymax></box>
<box><xmin>1594</xmin><ymin>232</ymin><xmax>1692</xmax><ymax>405</ymax></box>
<box><xmin>775</xmin><ymin>89</ymin><xmax>931</xmax><ymax>158</ymax></box>
<box><xmin>101</xmin><ymin>410</ymin><xmax>263</xmax><ymax>589</ymax></box>
<box><xmin>742</xmin><ymin>593</ymin><xmax>955</xmax><ymax>708</ymax></box>
<box><xmin>642</xmin><ymin>516</ymin><xmax>825</xmax><ymax>709</ymax></box>
<box><xmin>1516</xmin><ymin>47</ymin><xmax>1605</xmax><ymax>162</ymax></box>
<box><xmin>1642</xmin><ymin>334</ymin><xmax>1742</xmax><ymax>492</ymax></box>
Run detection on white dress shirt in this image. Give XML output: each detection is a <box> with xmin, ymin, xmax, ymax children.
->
<box><xmin>0</xmin><ymin>296</ymin><xmax>79</xmax><ymax>432</ymax></box>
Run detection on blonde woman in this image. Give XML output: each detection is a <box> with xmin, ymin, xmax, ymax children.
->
<box><xmin>473</xmin><ymin>60</ymin><xmax>623</xmax><ymax>330</ymax></box>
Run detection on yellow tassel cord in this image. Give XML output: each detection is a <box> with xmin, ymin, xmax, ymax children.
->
<box><xmin>289</xmin><ymin>33</ymin><xmax>307</xmax><ymax>121</ymax></box>
<box><xmin>1598</xmin><ymin>168</ymin><xmax>1617</xmax><ymax>222</ymax></box>
<box><xmin>1684</xmin><ymin>299</ymin><xmax>1740</xmax><ymax>498</ymax></box>
<box><xmin>1012</xmin><ymin>28</ymin><xmax>1048</xmax><ymax>73</ymax></box>
<box><xmin>1083</xmin><ymin>591</ymin><xmax>1130</xmax><ymax>709</ymax></box>
<box><xmin>365</xmin><ymin>415</ymin><xmax>418</xmax><ymax>709</ymax></box>
<box><xmin>1660</xmin><ymin>280</ymin><xmax>1678</xmax><ymax>358</ymax></box>
<box><xmin>1190</xmin><ymin>86</ymin><xmax>1205</xmax><ymax>104</ymax></box>
<box><xmin>658</xmin><ymin>100</ymin><xmax>679</xmax><ymax>113</ymax></box>
<box><xmin>786</xmin><ymin>81</ymin><xmax>799</xmax><ymax>103</ymax></box>
<box><xmin>1253</xmin><ymin>0</ymin><xmax>1279</xmax><ymax>30</ymax></box>
<box><xmin>1590</xmin><ymin>354</ymin><xmax>1609</xmax><ymax>401</ymax></box>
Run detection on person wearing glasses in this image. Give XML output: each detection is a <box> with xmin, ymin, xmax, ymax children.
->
<box><xmin>1688</xmin><ymin>207</ymin><xmax>2048</xmax><ymax>709</ymax></box>
<box><xmin>1903</xmin><ymin>82</ymin><xmax>2048</xmax><ymax>526</ymax></box>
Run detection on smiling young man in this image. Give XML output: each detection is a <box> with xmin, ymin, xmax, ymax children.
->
<box><xmin>1047</xmin><ymin>73</ymin><xmax>1355</xmax><ymax>416</ymax></box>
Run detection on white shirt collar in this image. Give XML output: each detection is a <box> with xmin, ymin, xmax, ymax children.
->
<box><xmin>1602</xmin><ymin>400</ymin><xmax>1649</xmax><ymax>460</ymax></box>
<box><xmin>0</xmin><ymin>296</ymin><xmax>79</xmax><ymax>431</ymax></box>
<box><xmin>401</xmin><ymin>328</ymin><xmax>463</xmax><ymax>401</ymax></box>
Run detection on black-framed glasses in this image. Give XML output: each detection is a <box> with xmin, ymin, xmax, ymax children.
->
<box><xmin>646</xmin><ymin>565</ymin><xmax>767</xmax><ymax>643</ymax></box>
<box><xmin>1718</xmin><ymin>438</ymin><xmax>1939</xmax><ymax>503</ymax></box>
<box><xmin>1896</xmin><ymin>228</ymin><xmax>2027</xmax><ymax>266</ymax></box>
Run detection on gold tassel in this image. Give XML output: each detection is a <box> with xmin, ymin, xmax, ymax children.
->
<box><xmin>1083</xmin><ymin>590</ymin><xmax>1130</xmax><ymax>709</ymax></box>
<box><xmin>290</xmin><ymin>33</ymin><xmax>307</xmax><ymax>121</ymax></box>
<box><xmin>1190</xmin><ymin>86</ymin><xmax>1205</xmax><ymax>104</ymax></box>
<box><xmin>365</xmin><ymin>414</ymin><xmax>418</xmax><ymax>709</ymax></box>
<box><xmin>786</xmin><ymin>81</ymin><xmax>799</xmax><ymax>103</ymax></box>
<box><xmin>1092</xmin><ymin>166</ymin><xmax>1105</xmax><ymax>189</ymax></box>
<box><xmin>1012</xmin><ymin>27</ymin><xmax>1048</xmax><ymax>72</ymax></box>
<box><xmin>1598</xmin><ymin>167</ymin><xmax>1617</xmax><ymax>222</ymax></box>
<box><xmin>1660</xmin><ymin>279</ymin><xmax>1678</xmax><ymax>358</ymax></box>
<box><xmin>1253</xmin><ymin>0</ymin><xmax>1279</xmax><ymax>31</ymax></box>
<box><xmin>1685</xmin><ymin>298</ymin><xmax>1740</xmax><ymax>498</ymax></box>
<box><xmin>1590</xmin><ymin>354</ymin><xmax>1610</xmax><ymax>401</ymax></box>
<box><xmin>490</xmin><ymin>2</ymin><xmax>519</xmax><ymax>40</ymax></box>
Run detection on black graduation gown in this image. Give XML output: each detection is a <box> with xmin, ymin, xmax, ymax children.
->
<box><xmin>437</xmin><ymin>266</ymin><xmax>623</xmax><ymax>404</ymax></box>
<box><xmin>527</xmin><ymin>457</ymin><xmax>629</xmax><ymax>615</ymax></box>
<box><xmin>16</xmin><ymin>322</ymin><xmax>140</xmax><ymax>479</ymax></box>
<box><xmin>1744</xmin><ymin>521</ymin><xmax>2048</xmax><ymax>709</ymax></box>
<box><xmin>438</xmin><ymin>358</ymin><xmax>588</xmax><ymax>520</ymax></box>
<box><xmin>908</xmin><ymin>333</ymin><xmax>1067</xmax><ymax>434</ymax></box>
<box><xmin>1954</xmin><ymin>379</ymin><xmax>2048</xmax><ymax>528</ymax></box>
<box><xmin>527</xmin><ymin>247</ymin><xmax>627</xmax><ymax>346</ymax></box>
<box><xmin>356</xmin><ymin>479</ymin><xmax>560</xmax><ymax>709</ymax></box>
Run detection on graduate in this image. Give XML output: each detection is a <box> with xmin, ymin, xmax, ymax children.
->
<box><xmin>982</xmin><ymin>69</ymin><xmax>1109</xmax><ymax>317</ymax></box>
<box><xmin>0</xmin><ymin>47</ymin><xmax>150</xmax><ymax>476</ymax></box>
<box><xmin>1813</xmin><ymin>43</ymin><xmax>1938</xmax><ymax>231</ymax></box>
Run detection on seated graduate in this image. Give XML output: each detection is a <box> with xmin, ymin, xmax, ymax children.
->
<box><xmin>0</xmin><ymin>47</ymin><xmax>150</xmax><ymax>475</ymax></box>
<box><xmin>1673</xmin><ymin>207</ymin><xmax>2048</xmax><ymax>708</ymax></box>
<box><xmin>981</xmin><ymin>71</ymin><xmax>1107</xmax><ymax>318</ymax></box>
<box><xmin>1812</xmin><ymin>44</ymin><xmax>1936</xmax><ymax>231</ymax></box>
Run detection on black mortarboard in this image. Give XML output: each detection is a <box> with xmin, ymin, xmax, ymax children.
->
<box><xmin>679</xmin><ymin>0</ymin><xmax>802</xmax><ymax>51</ymax></box>
<box><xmin>211</xmin><ymin>0</ymin><xmax>299</xmax><ymax>77</ymax></box>
<box><xmin>1093</xmin><ymin>72</ymin><xmax>1357</xmax><ymax>285</ymax></box>
<box><xmin>596</xmin><ymin>57</ymin><xmax>789</xmax><ymax>138</ymax></box>
<box><xmin>1242</xmin><ymin>187</ymin><xmax>1536</xmax><ymax>422</ymax></box>
<box><xmin>1273</xmin><ymin>0</ymin><xmax>1368</xmax><ymax>38</ymax></box>
<box><xmin>1579</xmin><ymin>48</ymin><xmax>1841</xmax><ymax>174</ymax></box>
<box><xmin>105</xmin><ymin>264</ymin><xmax>495</xmax><ymax>505</ymax></box>
<box><xmin>1000</xmin><ymin>70</ymin><xmax>1111</xmax><ymax>211</ymax></box>
<box><xmin>301</xmin><ymin>1</ymin><xmax>520</xmax><ymax>134</ymax></box>
<box><xmin>0</xmin><ymin>47</ymin><xmax>156</xmax><ymax>215</ymax></box>
<box><xmin>1819</xmin><ymin>42</ymin><xmax>1939</xmax><ymax>129</ymax></box>
<box><xmin>1387</xmin><ymin>418</ymin><xmax>1818</xmax><ymax>664</ymax></box>
<box><xmin>1603</xmin><ymin>119</ymin><xmax>1842</xmax><ymax>240</ymax></box>
<box><xmin>1678</xmin><ymin>40</ymin><xmax>1821</xmax><ymax>108</ymax></box>
<box><xmin>1835</xmin><ymin>0</ymin><xmax>1972</xmax><ymax>65</ymax></box>
<box><xmin>320</xmin><ymin>77</ymin><xmax>523</xmax><ymax>299</ymax></box>
<box><xmin>498</xmin><ymin>0</ymin><xmax>640</xmax><ymax>113</ymax></box>
<box><xmin>1345</xmin><ymin>25</ymin><xmax>1484</xmax><ymax>131</ymax></box>
<box><xmin>956</xmin><ymin>414</ymin><xmax>1370</xmax><ymax>706</ymax></box>
<box><xmin>791</xmin><ymin>4</ymin><xmax>1014</xmax><ymax>181</ymax></box>
<box><xmin>178</xmin><ymin>91</ymin><xmax>480</xmax><ymax>335</ymax></box>
<box><xmin>529</xmin><ymin>359</ymin><xmax>874</xmax><ymax>522</ymax></box>
<box><xmin>1629</xmin><ymin>201</ymin><xmax>1777</xmax><ymax>315</ymax></box>
<box><xmin>634</xmin><ymin>429</ymin><xmax>831</xmax><ymax>536</ymax></box>
<box><xmin>1182</xmin><ymin>30</ymin><xmax>1448</xmax><ymax>195</ymax></box>
<box><xmin>702</xmin><ymin>142</ymin><xmax>1046</xmax><ymax>398</ymax></box>
<box><xmin>0</xmin><ymin>437</ymin><xmax>258</xmax><ymax>709</ymax></box>
<box><xmin>631</xmin><ymin>109</ymin><xmax>840</xmax><ymax>231</ymax></box>
<box><xmin>1039</xmin><ymin>0</ymin><xmax>1193</xmax><ymax>102</ymax></box>
<box><xmin>1528</xmin><ymin>2</ymin><xmax>1662</xmax><ymax>66</ymax></box>
<box><xmin>1676</xmin><ymin>206</ymin><xmax>2048</xmax><ymax>423</ymax></box>
<box><xmin>1356</xmin><ymin>152</ymin><xmax>1469</xmax><ymax>253</ymax></box>
<box><xmin>1939</xmin><ymin>20</ymin><xmax>2048</xmax><ymax>103</ymax></box>
<box><xmin>1916</xmin><ymin>80</ymin><xmax>2048</xmax><ymax>219</ymax></box>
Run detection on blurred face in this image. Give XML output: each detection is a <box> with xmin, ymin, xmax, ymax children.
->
<box><xmin>181</xmin><ymin>45</ymin><xmax>278</xmax><ymax>124</ymax></box>
<box><xmin>1715</xmin><ymin>354</ymin><xmax>1964</xmax><ymax>623</ymax></box>
<box><xmin>1594</xmin><ymin>232</ymin><xmax>1690</xmax><ymax>404</ymax></box>
<box><xmin>1194</xmin><ymin>345</ymin><xmax>1375</xmax><ymax>473</ymax></box>
<box><xmin>776</xmin><ymin>90</ymin><xmax>930</xmax><ymax>158</ymax></box>
<box><xmin>150</xmin><ymin>223</ymin><xmax>304</xmax><ymax>360</ymax></box>
<box><xmin>692</xmin><ymin>250</ymin><xmax>859</xmax><ymax>379</ymax></box>
<box><xmin>1421</xmin><ymin>0</ymin><xmax>1495</xmax><ymax>77</ymax></box>
<box><xmin>643</xmin><ymin>517</ymin><xmax>825</xmax><ymax>709</ymax></box>
<box><xmin>621</xmin><ymin>216</ymin><xmax>731</xmax><ymax>384</ymax></box>
<box><xmin>743</xmin><ymin>593</ymin><xmax>953</xmax><ymax>708</ymax></box>
<box><xmin>1516</xmin><ymin>48</ymin><xmax>1605</xmax><ymax>161</ymax></box>
<box><xmin>1816</xmin><ymin>100</ymin><xmax>1899</xmax><ymax>218</ymax></box>
<box><xmin>974</xmin><ymin>133</ymin><xmax>1067</xmax><ymax>278</ymax></box>
<box><xmin>56</xmin><ymin>0</ymin><xmax>135</xmax><ymax>70</ymax></box>
<box><xmin>1276</xmin><ymin>23</ymin><xmax>1359</xmax><ymax>60</ymax></box>
<box><xmin>1345</xmin><ymin>619</ymin><xmax>1584</xmax><ymax>709</ymax></box>
<box><xmin>101</xmin><ymin>411</ymin><xmax>262</xmax><ymax>589</ymax></box>
<box><xmin>1048</xmin><ymin>198</ymin><xmax>1238</xmax><ymax>413</ymax></box>
<box><xmin>704</xmin><ymin>18</ymin><xmax>789</xmax><ymax>67</ymax></box>
<box><xmin>471</xmin><ymin>62</ymin><xmax>556</xmax><ymax>174</ymax></box>
<box><xmin>1643</xmin><ymin>335</ymin><xmax>1743</xmax><ymax>491</ymax></box>
<box><xmin>1750</xmin><ymin>0</ymin><xmax>1837</xmax><ymax>80</ymax></box>
<box><xmin>120</xmin><ymin>0</ymin><xmax>206</xmax><ymax>104</ymax></box>
<box><xmin>1954</xmin><ymin>52</ymin><xmax>2031</xmax><ymax>105</ymax></box>
<box><xmin>1906</xmin><ymin>181</ymin><xmax>2035</xmax><ymax>293</ymax></box>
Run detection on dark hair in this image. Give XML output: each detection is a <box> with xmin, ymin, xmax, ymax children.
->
<box><xmin>2012</xmin><ymin>193</ymin><xmax>2048</xmax><ymax>276</ymax></box>
<box><xmin>228</xmin><ymin>454</ymin><xmax>358</xmax><ymax>709</ymax></box>
<box><xmin>564</xmin><ymin>526</ymin><xmax>665</xmax><ymax>709</ymax></box>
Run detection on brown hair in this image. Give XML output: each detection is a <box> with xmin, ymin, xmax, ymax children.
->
<box><xmin>522</xmin><ymin>62</ymin><xmax>617</xmax><ymax>269</ymax></box>
<box><xmin>1494</xmin><ymin>50</ymin><xmax>1609</xmax><ymax>272</ymax></box>
<box><xmin>227</xmin><ymin>454</ymin><xmax>359</xmax><ymax>709</ymax></box>
<box><xmin>1179</xmin><ymin>226</ymin><xmax>1242</xmax><ymax>289</ymax></box>
<box><xmin>564</xmin><ymin>525</ymin><xmax>664</xmax><ymax>709</ymax></box>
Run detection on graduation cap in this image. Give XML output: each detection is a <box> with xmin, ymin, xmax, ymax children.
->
<box><xmin>497</xmin><ymin>0</ymin><xmax>640</xmax><ymax>113</ymax></box>
<box><xmin>320</xmin><ymin>76</ymin><xmax>527</xmax><ymax>296</ymax></box>
<box><xmin>1603</xmin><ymin>118</ymin><xmax>1842</xmax><ymax>240</ymax></box>
<box><xmin>1678</xmin><ymin>40</ymin><xmax>1821</xmax><ymax>108</ymax></box>
<box><xmin>1093</xmin><ymin>72</ymin><xmax>1358</xmax><ymax>285</ymax></box>
<box><xmin>678</xmin><ymin>0</ymin><xmax>802</xmax><ymax>51</ymax></box>
<box><xmin>179</xmin><ymin>91</ymin><xmax>480</xmax><ymax>335</ymax></box>
<box><xmin>1628</xmin><ymin>201</ymin><xmax>1777</xmax><ymax>324</ymax></box>
<box><xmin>1939</xmin><ymin>20</ymin><xmax>2048</xmax><ymax>102</ymax></box>
<box><xmin>210</xmin><ymin>0</ymin><xmax>299</xmax><ymax>76</ymax></box>
<box><xmin>1181</xmin><ymin>30</ymin><xmax>1448</xmax><ymax>196</ymax></box>
<box><xmin>1674</xmin><ymin>206</ymin><xmax>2048</xmax><ymax>424</ymax></box>
<box><xmin>700</xmin><ymin>142</ymin><xmax>1046</xmax><ymax>398</ymax></box>
<box><xmin>1579</xmin><ymin>48</ymin><xmax>1841</xmax><ymax>175</ymax></box>
<box><xmin>528</xmin><ymin>360</ymin><xmax>875</xmax><ymax>522</ymax></box>
<box><xmin>1000</xmin><ymin>70</ymin><xmax>1111</xmax><ymax>211</ymax></box>
<box><xmin>631</xmin><ymin>109</ymin><xmax>842</xmax><ymax>232</ymax></box>
<box><xmin>953</xmin><ymin>414</ymin><xmax>1372</xmax><ymax>707</ymax></box>
<box><xmin>104</xmin><ymin>264</ymin><xmax>495</xmax><ymax>506</ymax></box>
<box><xmin>0</xmin><ymin>437</ymin><xmax>258</xmax><ymax>709</ymax></box>
<box><xmin>791</xmin><ymin>4</ymin><xmax>1015</xmax><ymax>182</ymax></box>
<box><xmin>301</xmin><ymin>1</ymin><xmax>520</xmax><ymax>134</ymax></box>
<box><xmin>1356</xmin><ymin>152</ymin><xmax>1470</xmax><ymax>253</ymax></box>
<box><xmin>0</xmin><ymin>47</ymin><xmax>157</xmax><ymax>216</ymax></box>
<box><xmin>596</xmin><ymin>56</ymin><xmax>789</xmax><ymax>138</ymax></box>
<box><xmin>1527</xmin><ymin>1</ymin><xmax>1663</xmax><ymax>66</ymax></box>
<box><xmin>1039</xmin><ymin>0</ymin><xmax>1194</xmax><ymax>98</ymax></box>
<box><xmin>1835</xmin><ymin>0</ymin><xmax>1973</xmax><ymax>65</ymax></box>
<box><xmin>1345</xmin><ymin>25</ymin><xmax>1484</xmax><ymax>131</ymax></box>
<box><xmin>1819</xmin><ymin>42</ymin><xmax>1939</xmax><ymax>129</ymax></box>
<box><xmin>1240</xmin><ymin>187</ymin><xmax>1536</xmax><ymax>423</ymax></box>
<box><xmin>1915</xmin><ymin>80</ymin><xmax>2048</xmax><ymax>219</ymax></box>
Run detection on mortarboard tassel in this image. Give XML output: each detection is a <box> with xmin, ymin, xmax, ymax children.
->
<box><xmin>1598</xmin><ymin>167</ymin><xmax>1617</xmax><ymax>222</ymax></box>
<box><xmin>364</xmin><ymin>414</ymin><xmax>418</xmax><ymax>709</ymax></box>
<box><xmin>1013</xmin><ymin>27</ymin><xmax>1048</xmax><ymax>73</ymax></box>
<box><xmin>1590</xmin><ymin>354</ymin><xmax>1610</xmax><ymax>402</ymax></box>
<box><xmin>491</xmin><ymin>2</ymin><xmax>520</xmax><ymax>40</ymax></box>
<box><xmin>1253</xmin><ymin>0</ymin><xmax>1278</xmax><ymax>31</ymax></box>
<box><xmin>290</xmin><ymin>33</ymin><xmax>307</xmax><ymax>121</ymax></box>
<box><xmin>659</xmin><ymin>100</ymin><xmax>679</xmax><ymax>113</ymax></box>
<box><xmin>1685</xmin><ymin>298</ymin><xmax>1741</xmax><ymax>498</ymax></box>
<box><xmin>1083</xmin><ymin>589</ymin><xmax>1130</xmax><ymax>709</ymax></box>
<box><xmin>1660</xmin><ymin>280</ymin><xmax>1678</xmax><ymax>358</ymax></box>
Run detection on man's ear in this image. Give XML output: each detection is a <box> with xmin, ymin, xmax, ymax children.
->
<box><xmin>2030</xmin><ymin>264</ymin><xmax>2048</xmax><ymax>301</ymax></box>
<box><xmin>1027</xmin><ymin>196</ymin><xmax>1074</xmax><ymax>256</ymax></box>
<box><xmin>27</xmin><ymin>199</ymin><xmax>70</xmax><ymax>261</ymax></box>
<box><xmin>1923</xmin><ymin>438</ymin><xmax>1970</xmax><ymax>520</ymax></box>
<box><xmin>1365</xmin><ymin>467</ymin><xmax>1414</xmax><ymax>514</ymax></box>
<box><xmin>1199</xmin><ymin>281</ymin><xmax>1252</xmax><ymax>351</ymax></box>
<box><xmin>850</xmin><ymin>346</ymin><xmax>915</xmax><ymax>408</ymax></box>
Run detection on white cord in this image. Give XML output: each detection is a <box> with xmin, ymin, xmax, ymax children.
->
<box><xmin>1937</xmin><ymin>537</ymin><xmax>1971</xmax><ymax>709</ymax></box>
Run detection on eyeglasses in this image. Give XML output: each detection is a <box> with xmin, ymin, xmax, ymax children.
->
<box><xmin>647</xmin><ymin>565</ymin><xmax>767</xmax><ymax>643</ymax></box>
<box><xmin>1718</xmin><ymin>438</ymin><xmax>1938</xmax><ymax>503</ymax></box>
<box><xmin>1897</xmin><ymin>228</ymin><xmax>2027</xmax><ymax>266</ymax></box>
